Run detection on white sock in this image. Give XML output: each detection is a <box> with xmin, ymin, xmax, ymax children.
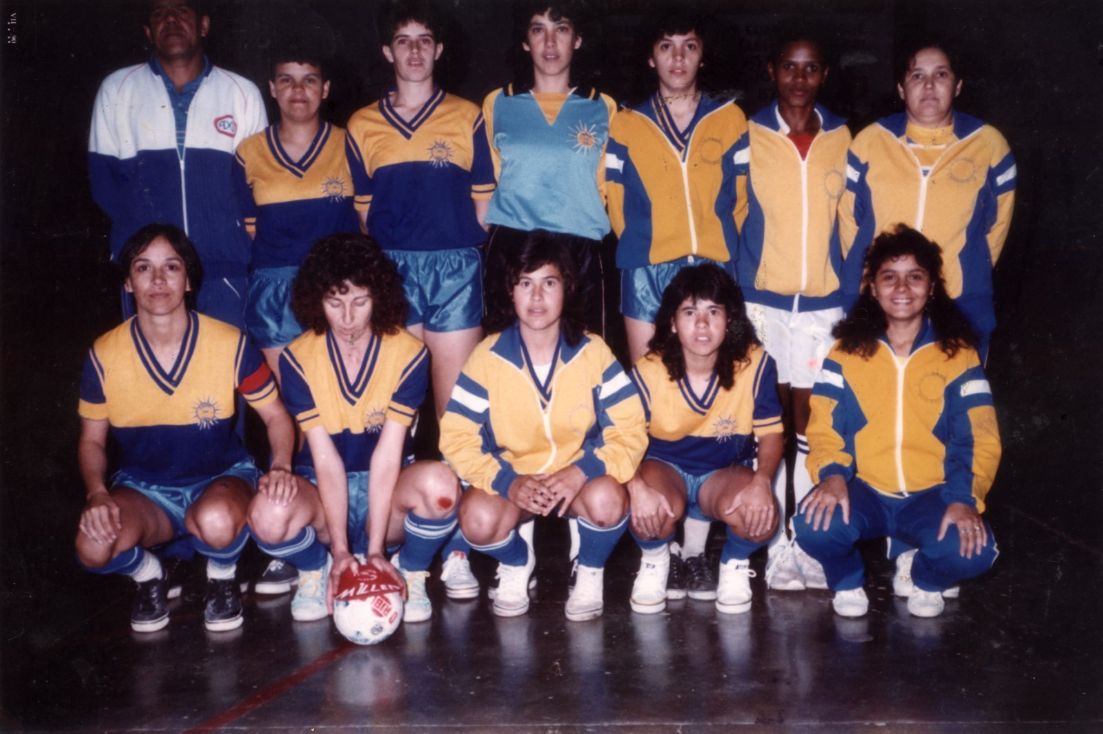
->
<box><xmin>640</xmin><ymin>542</ymin><xmax>670</xmax><ymax>562</ymax></box>
<box><xmin>206</xmin><ymin>559</ymin><xmax>236</xmax><ymax>580</ymax></box>
<box><xmin>681</xmin><ymin>517</ymin><xmax>711</xmax><ymax>558</ymax></box>
<box><xmin>767</xmin><ymin>459</ymin><xmax>789</xmax><ymax>554</ymax></box>
<box><xmin>130</xmin><ymin>549</ymin><xmax>163</xmax><ymax>583</ymax></box>
<box><xmin>567</xmin><ymin>517</ymin><xmax>579</xmax><ymax>561</ymax></box>
<box><xmin>794</xmin><ymin>434</ymin><xmax>815</xmax><ymax>506</ymax></box>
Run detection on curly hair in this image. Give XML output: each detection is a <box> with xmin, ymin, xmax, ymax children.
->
<box><xmin>291</xmin><ymin>233</ymin><xmax>407</xmax><ymax>336</ymax></box>
<box><xmin>647</xmin><ymin>263</ymin><xmax>758</xmax><ymax>390</ymax></box>
<box><xmin>119</xmin><ymin>223</ymin><xmax>203</xmax><ymax>311</ymax></box>
<box><xmin>833</xmin><ymin>224</ymin><xmax>977</xmax><ymax>359</ymax></box>
<box><xmin>483</xmin><ymin>230</ymin><xmax>585</xmax><ymax>347</ymax></box>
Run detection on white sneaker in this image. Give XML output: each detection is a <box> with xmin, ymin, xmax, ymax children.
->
<box><xmin>907</xmin><ymin>588</ymin><xmax>945</xmax><ymax>618</ymax></box>
<box><xmin>440</xmin><ymin>551</ymin><xmax>480</xmax><ymax>600</ymax></box>
<box><xmin>400</xmin><ymin>568</ymin><xmax>432</xmax><ymax>623</ymax></box>
<box><xmin>832</xmin><ymin>587</ymin><xmax>869</xmax><ymax>618</ymax></box>
<box><xmin>765</xmin><ymin>541</ymin><xmax>805</xmax><ymax>591</ymax></box>
<box><xmin>716</xmin><ymin>560</ymin><xmax>755</xmax><ymax>614</ymax></box>
<box><xmin>793</xmin><ymin>543</ymin><xmax>828</xmax><ymax>590</ymax></box>
<box><xmin>492</xmin><ymin>539</ymin><xmax>535</xmax><ymax>617</ymax></box>
<box><xmin>290</xmin><ymin>555</ymin><xmax>330</xmax><ymax>622</ymax></box>
<box><xmin>894</xmin><ymin>549</ymin><xmax>960</xmax><ymax>598</ymax></box>
<box><xmin>630</xmin><ymin>548</ymin><xmax>670</xmax><ymax>614</ymax></box>
<box><xmin>566</xmin><ymin>565</ymin><xmax>604</xmax><ymax>621</ymax></box>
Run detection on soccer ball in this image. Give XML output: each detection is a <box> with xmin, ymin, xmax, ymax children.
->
<box><xmin>332</xmin><ymin>563</ymin><xmax>404</xmax><ymax>645</ymax></box>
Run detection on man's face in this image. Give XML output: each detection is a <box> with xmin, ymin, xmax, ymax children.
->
<box><xmin>145</xmin><ymin>0</ymin><xmax>209</xmax><ymax>63</ymax></box>
<box><xmin>382</xmin><ymin>21</ymin><xmax>442</xmax><ymax>84</ymax></box>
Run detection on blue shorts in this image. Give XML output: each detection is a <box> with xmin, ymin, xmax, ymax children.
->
<box><xmin>386</xmin><ymin>248</ymin><xmax>483</xmax><ymax>333</ymax></box>
<box><xmin>653</xmin><ymin>457</ymin><xmax>753</xmax><ymax>522</ymax></box>
<box><xmin>112</xmin><ymin>458</ymin><xmax>260</xmax><ymax>538</ymax></box>
<box><xmin>246</xmin><ymin>267</ymin><xmax>306</xmax><ymax>349</ymax></box>
<box><xmin>621</xmin><ymin>257</ymin><xmax>736</xmax><ymax>323</ymax></box>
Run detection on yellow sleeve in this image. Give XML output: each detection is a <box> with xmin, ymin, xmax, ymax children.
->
<box><xmin>482</xmin><ymin>89</ymin><xmax>503</xmax><ymax>185</ymax></box>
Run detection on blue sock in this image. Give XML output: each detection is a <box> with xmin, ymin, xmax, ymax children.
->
<box><xmin>159</xmin><ymin>535</ymin><xmax>196</xmax><ymax>562</ymax></box>
<box><xmin>401</xmin><ymin>511</ymin><xmax>458</xmax><ymax>572</ymax></box>
<box><xmin>79</xmin><ymin>546</ymin><xmax>144</xmax><ymax>576</ymax></box>
<box><xmin>721</xmin><ymin>527</ymin><xmax>765</xmax><ymax>565</ymax></box>
<box><xmin>631</xmin><ymin>530</ymin><xmax>674</xmax><ymax>553</ymax></box>
<box><xmin>439</xmin><ymin>526</ymin><xmax>472</xmax><ymax>558</ymax></box>
<box><xmin>253</xmin><ymin>526</ymin><xmax>327</xmax><ymax>572</ymax></box>
<box><xmin>469</xmin><ymin>529</ymin><xmax>528</xmax><ymax>567</ymax></box>
<box><xmin>578</xmin><ymin>513</ymin><xmax>629</xmax><ymax>569</ymax></box>
<box><xmin>192</xmin><ymin>527</ymin><xmax>250</xmax><ymax>565</ymax></box>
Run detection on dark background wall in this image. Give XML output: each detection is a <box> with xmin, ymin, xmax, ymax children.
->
<box><xmin>1</xmin><ymin>0</ymin><xmax>1100</xmax><ymax>605</ymax></box>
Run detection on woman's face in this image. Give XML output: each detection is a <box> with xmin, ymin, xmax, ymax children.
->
<box><xmin>672</xmin><ymin>296</ymin><xmax>728</xmax><ymax>360</ymax></box>
<box><xmin>323</xmin><ymin>282</ymin><xmax>373</xmax><ymax>344</ymax></box>
<box><xmin>768</xmin><ymin>40</ymin><xmax>828</xmax><ymax>111</ymax></box>
<box><xmin>898</xmin><ymin>47</ymin><xmax>961</xmax><ymax>127</ymax></box>
<box><xmin>512</xmin><ymin>262</ymin><xmax>564</xmax><ymax>336</ymax></box>
<box><xmin>124</xmin><ymin>236</ymin><xmax>191</xmax><ymax>317</ymax></box>
<box><xmin>870</xmin><ymin>255</ymin><xmax>933</xmax><ymax>325</ymax></box>
<box><xmin>649</xmin><ymin>31</ymin><xmax>703</xmax><ymax>97</ymax></box>
<box><xmin>523</xmin><ymin>11</ymin><xmax>581</xmax><ymax>80</ymax></box>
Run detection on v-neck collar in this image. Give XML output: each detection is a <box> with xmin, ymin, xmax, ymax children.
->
<box><xmin>326</xmin><ymin>330</ymin><xmax>381</xmax><ymax>406</ymax></box>
<box><xmin>380</xmin><ymin>87</ymin><xmax>445</xmax><ymax>140</ymax></box>
<box><xmin>519</xmin><ymin>334</ymin><xmax>563</xmax><ymax>410</ymax></box>
<box><xmin>131</xmin><ymin>312</ymin><xmax>199</xmax><ymax>396</ymax></box>
<box><xmin>677</xmin><ymin>371</ymin><xmax>719</xmax><ymax>415</ymax></box>
<box><xmin>266</xmin><ymin>122</ymin><xmax>331</xmax><ymax>178</ymax></box>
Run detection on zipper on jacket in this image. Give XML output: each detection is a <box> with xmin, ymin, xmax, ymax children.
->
<box><xmin>179</xmin><ymin>157</ymin><xmax>189</xmax><ymax>235</ymax></box>
<box><xmin>893</xmin><ymin>353</ymin><xmax>909</xmax><ymax>495</ymax></box>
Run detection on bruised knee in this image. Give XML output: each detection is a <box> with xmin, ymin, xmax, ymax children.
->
<box><xmin>409</xmin><ymin>461</ymin><xmax>461</xmax><ymax>517</ymax></box>
<box><xmin>579</xmin><ymin>476</ymin><xmax>629</xmax><ymax>527</ymax></box>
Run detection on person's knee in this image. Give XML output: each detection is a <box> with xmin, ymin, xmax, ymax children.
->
<box><xmin>458</xmin><ymin>492</ymin><xmax>504</xmax><ymax>546</ymax></box>
<box><xmin>794</xmin><ymin>515</ymin><xmax>851</xmax><ymax>554</ymax></box>
<box><xmin>247</xmin><ymin>496</ymin><xmax>297</xmax><ymax>546</ymax></box>
<box><xmin>921</xmin><ymin>526</ymin><xmax>997</xmax><ymax>579</ymax></box>
<box><xmin>189</xmin><ymin>501</ymin><xmax>243</xmax><ymax>549</ymax></box>
<box><xmin>580</xmin><ymin>476</ymin><xmax>628</xmax><ymax>527</ymax></box>
<box><xmin>410</xmin><ymin>461</ymin><xmax>460</xmax><ymax>518</ymax></box>
<box><xmin>74</xmin><ymin>531</ymin><xmax>112</xmax><ymax>568</ymax></box>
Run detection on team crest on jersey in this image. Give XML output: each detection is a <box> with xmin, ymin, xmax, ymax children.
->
<box><xmin>568</xmin><ymin>122</ymin><xmax>600</xmax><ymax>155</ymax></box>
<box><xmin>947</xmin><ymin>156</ymin><xmax>978</xmax><ymax>184</ymax></box>
<box><xmin>321</xmin><ymin>177</ymin><xmax>348</xmax><ymax>200</ymax></box>
<box><xmin>214</xmin><ymin>115</ymin><xmax>237</xmax><ymax>138</ymax></box>
<box><xmin>823</xmin><ymin>168</ymin><xmax>847</xmax><ymax>200</ymax></box>
<box><xmin>713</xmin><ymin>415</ymin><xmax>737</xmax><ymax>441</ymax></box>
<box><xmin>426</xmin><ymin>140</ymin><xmax>453</xmax><ymax>167</ymax></box>
<box><xmin>365</xmin><ymin>408</ymin><xmax>386</xmax><ymax>434</ymax></box>
<box><xmin>918</xmin><ymin>371</ymin><xmax>949</xmax><ymax>403</ymax></box>
<box><xmin>698</xmin><ymin>137</ymin><xmax>724</xmax><ymax>165</ymax></box>
<box><xmin>193</xmin><ymin>397</ymin><xmax>221</xmax><ymax>429</ymax></box>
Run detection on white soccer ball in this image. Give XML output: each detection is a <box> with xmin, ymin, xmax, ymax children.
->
<box><xmin>332</xmin><ymin>564</ymin><xmax>404</xmax><ymax>646</ymax></box>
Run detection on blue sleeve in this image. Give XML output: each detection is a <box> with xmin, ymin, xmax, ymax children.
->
<box><xmin>231</xmin><ymin>152</ymin><xmax>259</xmax><ymax>229</ymax></box>
<box><xmin>470</xmin><ymin>114</ymin><xmax>496</xmax><ymax>190</ymax></box>
<box><xmin>751</xmin><ymin>354</ymin><xmax>784</xmax><ymax>431</ymax></box>
<box><xmin>345</xmin><ymin>133</ymin><xmax>373</xmax><ymax>204</ymax></box>
<box><xmin>841</xmin><ymin>150</ymin><xmax>874</xmax><ymax>310</ymax></box>
<box><xmin>279</xmin><ymin>349</ymin><xmax>319</xmax><ymax>426</ymax></box>
<box><xmin>387</xmin><ymin>346</ymin><xmax>429</xmax><ymax>425</ymax></box>
<box><xmin>717</xmin><ymin>131</ymin><xmax>750</xmax><ymax>263</ymax></box>
<box><xmin>80</xmin><ymin>348</ymin><xmax>106</xmax><ymax>405</ymax></box>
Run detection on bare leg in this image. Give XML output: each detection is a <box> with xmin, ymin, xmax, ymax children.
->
<box><xmin>625</xmin><ymin>315</ymin><xmax>657</xmax><ymax>365</ymax></box>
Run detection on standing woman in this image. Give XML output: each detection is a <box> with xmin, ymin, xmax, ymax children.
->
<box><xmin>796</xmin><ymin>226</ymin><xmax>1000</xmax><ymax>619</ymax></box>
<box><xmin>481</xmin><ymin>1</ymin><xmax>618</xmax><ymax>338</ymax></box>
<box><xmin>607</xmin><ymin>10</ymin><xmax>748</xmax><ymax>364</ymax></box>
<box><xmin>730</xmin><ymin>30</ymin><xmax>851</xmax><ymax>592</ymax></box>
<box><xmin>839</xmin><ymin>40</ymin><xmax>1016</xmax><ymax>362</ymax></box>
<box><xmin>441</xmin><ymin>233</ymin><xmax>647</xmax><ymax>621</ymax></box>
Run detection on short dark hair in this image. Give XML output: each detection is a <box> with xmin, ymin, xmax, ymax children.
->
<box><xmin>484</xmin><ymin>230</ymin><xmax>585</xmax><ymax>347</ymax></box>
<box><xmin>769</xmin><ymin>22</ymin><xmax>833</xmax><ymax>69</ymax></box>
<box><xmin>515</xmin><ymin>1</ymin><xmax>587</xmax><ymax>42</ymax></box>
<box><xmin>270</xmin><ymin>40</ymin><xmax>329</xmax><ymax>82</ymax></box>
<box><xmin>833</xmin><ymin>225</ymin><xmax>977</xmax><ymax>359</ymax></box>
<box><xmin>377</xmin><ymin>0</ymin><xmax>443</xmax><ymax>46</ymax></box>
<box><xmin>647</xmin><ymin>263</ymin><xmax>758</xmax><ymax>391</ymax></box>
<box><xmin>291</xmin><ymin>233</ymin><xmax>407</xmax><ymax>336</ymax></box>
<box><xmin>894</xmin><ymin>38</ymin><xmax>962</xmax><ymax>84</ymax></box>
<box><xmin>119</xmin><ymin>223</ymin><xmax>204</xmax><ymax>310</ymax></box>
<box><xmin>144</xmin><ymin>0</ymin><xmax>206</xmax><ymax>27</ymax></box>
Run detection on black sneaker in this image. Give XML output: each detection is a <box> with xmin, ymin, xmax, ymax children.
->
<box><xmin>684</xmin><ymin>554</ymin><xmax>718</xmax><ymax>601</ymax></box>
<box><xmin>131</xmin><ymin>577</ymin><xmax>170</xmax><ymax>633</ymax></box>
<box><xmin>204</xmin><ymin>577</ymin><xmax>244</xmax><ymax>631</ymax></box>
<box><xmin>254</xmin><ymin>559</ymin><xmax>298</xmax><ymax>595</ymax></box>
<box><xmin>163</xmin><ymin>557</ymin><xmax>185</xmax><ymax>600</ymax></box>
<box><xmin>666</xmin><ymin>552</ymin><xmax>688</xmax><ymax>601</ymax></box>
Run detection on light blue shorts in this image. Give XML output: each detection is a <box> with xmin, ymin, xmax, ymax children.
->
<box><xmin>112</xmin><ymin>458</ymin><xmax>260</xmax><ymax>538</ymax></box>
<box><xmin>246</xmin><ymin>266</ymin><xmax>306</xmax><ymax>349</ymax></box>
<box><xmin>385</xmin><ymin>248</ymin><xmax>483</xmax><ymax>333</ymax></box>
<box><xmin>621</xmin><ymin>256</ymin><xmax>736</xmax><ymax>323</ymax></box>
<box><xmin>652</xmin><ymin>457</ymin><xmax>752</xmax><ymax>522</ymax></box>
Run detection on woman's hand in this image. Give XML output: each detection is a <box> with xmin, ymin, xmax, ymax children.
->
<box><xmin>939</xmin><ymin>502</ymin><xmax>988</xmax><ymax>558</ymax></box>
<box><xmin>257</xmin><ymin>468</ymin><xmax>298</xmax><ymax>507</ymax></box>
<box><xmin>79</xmin><ymin>491</ymin><xmax>121</xmax><ymax>545</ymax></box>
<box><xmin>540</xmin><ymin>465</ymin><xmax>587</xmax><ymax>517</ymax></box>
<box><xmin>628</xmin><ymin>475</ymin><xmax>675</xmax><ymax>540</ymax></box>
<box><xmin>365</xmin><ymin>552</ymin><xmax>406</xmax><ymax>600</ymax></box>
<box><xmin>724</xmin><ymin>474</ymin><xmax>777</xmax><ymax>539</ymax></box>
<box><xmin>799</xmin><ymin>475</ymin><xmax>850</xmax><ymax>532</ymax></box>
<box><xmin>508</xmin><ymin>474</ymin><xmax>555</xmax><ymax>515</ymax></box>
<box><xmin>326</xmin><ymin>549</ymin><xmax>359</xmax><ymax>614</ymax></box>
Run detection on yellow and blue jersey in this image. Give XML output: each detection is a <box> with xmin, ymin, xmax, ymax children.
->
<box><xmin>79</xmin><ymin>313</ymin><xmax>278</xmax><ymax>484</ymax></box>
<box><xmin>344</xmin><ymin>89</ymin><xmax>494</xmax><ymax>252</ymax></box>
<box><xmin>483</xmin><ymin>85</ymin><xmax>617</xmax><ymax>241</ymax></box>
<box><xmin>279</xmin><ymin>328</ymin><xmax>428</xmax><ymax>471</ymax></box>
<box><xmin>630</xmin><ymin>347</ymin><xmax>783</xmax><ymax>476</ymax></box>
<box><xmin>731</xmin><ymin>102</ymin><xmax>852</xmax><ymax>311</ymax></box>
<box><xmin>232</xmin><ymin>122</ymin><xmax>359</xmax><ymax>269</ymax></box>
<box><xmin>839</xmin><ymin>111</ymin><xmax>1016</xmax><ymax>335</ymax></box>
<box><xmin>807</xmin><ymin>320</ymin><xmax>1001</xmax><ymax>511</ymax></box>
<box><xmin>606</xmin><ymin>93</ymin><xmax>748</xmax><ymax>268</ymax></box>
<box><xmin>440</xmin><ymin>324</ymin><xmax>647</xmax><ymax>496</ymax></box>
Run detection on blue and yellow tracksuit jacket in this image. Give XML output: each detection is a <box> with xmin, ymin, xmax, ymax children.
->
<box><xmin>440</xmin><ymin>324</ymin><xmax>647</xmax><ymax>496</ymax></box>
<box><xmin>606</xmin><ymin>93</ymin><xmax>748</xmax><ymax>268</ymax></box>
<box><xmin>731</xmin><ymin>102</ymin><xmax>851</xmax><ymax>311</ymax></box>
<box><xmin>839</xmin><ymin>111</ymin><xmax>1016</xmax><ymax>335</ymax></box>
<box><xmin>807</xmin><ymin>320</ymin><xmax>1001</xmax><ymax>511</ymax></box>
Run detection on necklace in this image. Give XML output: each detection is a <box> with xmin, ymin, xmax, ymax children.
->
<box><xmin>662</xmin><ymin>91</ymin><xmax>701</xmax><ymax>104</ymax></box>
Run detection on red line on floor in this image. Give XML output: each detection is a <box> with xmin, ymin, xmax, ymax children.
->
<box><xmin>180</xmin><ymin>642</ymin><xmax>355</xmax><ymax>733</ymax></box>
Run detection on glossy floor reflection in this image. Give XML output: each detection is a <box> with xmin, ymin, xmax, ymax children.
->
<box><xmin>4</xmin><ymin>503</ymin><xmax>1101</xmax><ymax>732</ymax></box>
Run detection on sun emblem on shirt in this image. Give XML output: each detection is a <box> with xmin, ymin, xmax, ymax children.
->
<box><xmin>713</xmin><ymin>415</ymin><xmax>737</xmax><ymax>442</ymax></box>
<box><xmin>321</xmin><ymin>177</ymin><xmax>348</xmax><ymax>200</ymax></box>
<box><xmin>947</xmin><ymin>156</ymin><xmax>978</xmax><ymax>184</ymax></box>
<box><xmin>365</xmin><ymin>408</ymin><xmax>386</xmax><ymax>434</ymax></box>
<box><xmin>426</xmin><ymin>140</ymin><xmax>453</xmax><ymax>167</ymax></box>
<box><xmin>568</xmin><ymin>121</ymin><xmax>599</xmax><ymax>155</ymax></box>
<box><xmin>193</xmin><ymin>397</ymin><xmax>221</xmax><ymax>430</ymax></box>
